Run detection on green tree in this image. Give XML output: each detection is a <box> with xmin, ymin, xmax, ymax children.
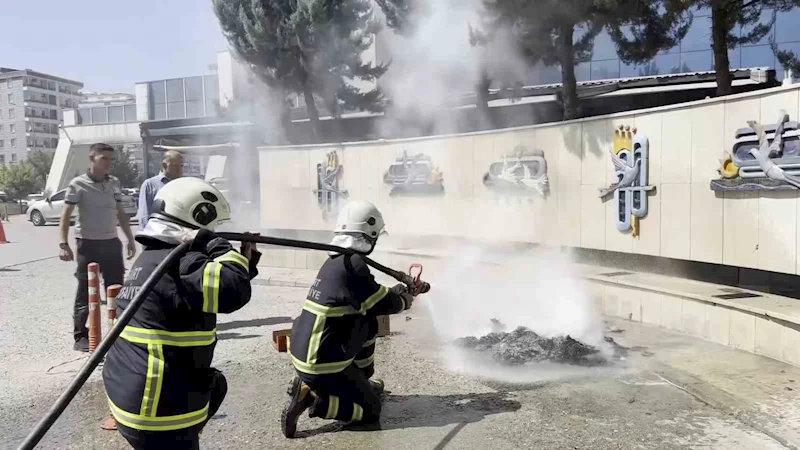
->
<box><xmin>0</xmin><ymin>162</ymin><xmax>37</xmax><ymax>202</ymax></box>
<box><xmin>110</xmin><ymin>146</ymin><xmax>141</xmax><ymax>188</ymax></box>
<box><xmin>484</xmin><ymin>0</ymin><xmax>692</xmax><ymax>120</ymax></box>
<box><xmin>677</xmin><ymin>0</ymin><xmax>796</xmax><ymax>96</ymax></box>
<box><xmin>27</xmin><ymin>150</ymin><xmax>54</xmax><ymax>190</ymax></box>
<box><xmin>213</xmin><ymin>0</ymin><xmax>389</xmax><ymax>138</ymax></box>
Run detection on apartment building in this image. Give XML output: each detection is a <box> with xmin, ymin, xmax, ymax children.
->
<box><xmin>0</xmin><ymin>68</ymin><xmax>83</xmax><ymax>165</ymax></box>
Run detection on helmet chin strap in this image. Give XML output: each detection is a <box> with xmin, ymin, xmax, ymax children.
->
<box><xmin>150</xmin><ymin>212</ymin><xmax>202</xmax><ymax>230</ymax></box>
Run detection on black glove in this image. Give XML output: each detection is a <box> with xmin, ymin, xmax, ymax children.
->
<box><xmin>390</xmin><ymin>284</ymin><xmax>414</xmax><ymax>310</ymax></box>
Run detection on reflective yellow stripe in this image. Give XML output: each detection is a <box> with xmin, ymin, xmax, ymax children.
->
<box><xmin>326</xmin><ymin>395</ymin><xmax>340</xmax><ymax>419</ymax></box>
<box><xmin>139</xmin><ymin>344</ymin><xmax>165</xmax><ymax>416</ymax></box>
<box><xmin>120</xmin><ymin>326</ymin><xmax>216</xmax><ymax>347</ymax></box>
<box><xmin>303</xmin><ymin>300</ymin><xmax>360</xmax><ymax>317</ymax></box>
<box><xmin>202</xmin><ymin>263</ymin><xmax>222</xmax><ymax>314</ymax></box>
<box><xmin>361</xmin><ymin>285</ymin><xmax>389</xmax><ymax>312</ymax></box>
<box><xmin>351</xmin><ymin>404</ymin><xmax>363</xmax><ymax>422</ymax></box>
<box><xmin>151</xmin><ymin>344</ymin><xmax>165</xmax><ymax>416</ymax></box>
<box><xmin>364</xmin><ymin>336</ymin><xmax>378</xmax><ymax>347</ymax></box>
<box><xmin>291</xmin><ymin>355</ymin><xmax>353</xmax><ymax>375</ymax></box>
<box><xmin>108</xmin><ymin>398</ymin><xmax>208</xmax><ymax>431</ymax></box>
<box><xmin>354</xmin><ymin>354</ymin><xmax>374</xmax><ymax>369</ymax></box>
<box><xmin>307</xmin><ymin>314</ymin><xmax>326</xmax><ymax>364</ymax></box>
<box><xmin>213</xmin><ymin>250</ymin><xmax>248</xmax><ymax>270</ymax></box>
<box><xmin>140</xmin><ymin>344</ymin><xmax>156</xmax><ymax>415</ymax></box>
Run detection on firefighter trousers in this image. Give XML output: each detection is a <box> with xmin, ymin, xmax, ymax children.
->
<box><xmin>300</xmin><ymin>363</ymin><xmax>382</xmax><ymax>424</ymax></box>
<box><xmin>117</xmin><ymin>369</ymin><xmax>227</xmax><ymax>450</ymax></box>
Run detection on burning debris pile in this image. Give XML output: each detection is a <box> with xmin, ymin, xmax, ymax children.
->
<box><xmin>454</xmin><ymin>324</ymin><xmax>611</xmax><ymax>366</ymax></box>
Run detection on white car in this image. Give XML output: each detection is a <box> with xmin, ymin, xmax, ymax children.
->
<box><xmin>27</xmin><ymin>189</ymin><xmax>137</xmax><ymax>226</ymax></box>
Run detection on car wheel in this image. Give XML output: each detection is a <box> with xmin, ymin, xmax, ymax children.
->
<box><xmin>30</xmin><ymin>210</ymin><xmax>45</xmax><ymax>226</ymax></box>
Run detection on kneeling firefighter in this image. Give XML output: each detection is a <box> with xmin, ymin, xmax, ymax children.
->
<box><xmin>281</xmin><ymin>200</ymin><xmax>417</xmax><ymax>438</ymax></box>
<box><xmin>102</xmin><ymin>177</ymin><xmax>261</xmax><ymax>449</ymax></box>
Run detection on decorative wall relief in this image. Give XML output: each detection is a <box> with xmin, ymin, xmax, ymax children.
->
<box><xmin>710</xmin><ymin>110</ymin><xmax>800</xmax><ymax>192</ymax></box>
<box><xmin>599</xmin><ymin>126</ymin><xmax>654</xmax><ymax>237</ymax></box>
<box><xmin>384</xmin><ymin>150</ymin><xmax>445</xmax><ymax>196</ymax></box>
<box><xmin>483</xmin><ymin>145</ymin><xmax>549</xmax><ymax>197</ymax></box>
<box><xmin>314</xmin><ymin>151</ymin><xmax>348</xmax><ymax>221</ymax></box>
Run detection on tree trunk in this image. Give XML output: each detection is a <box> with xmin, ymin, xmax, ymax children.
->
<box><xmin>303</xmin><ymin>86</ymin><xmax>321</xmax><ymax>141</ymax></box>
<box><xmin>475</xmin><ymin>70</ymin><xmax>494</xmax><ymax>129</ymax></box>
<box><xmin>711</xmin><ymin>3</ymin><xmax>733</xmax><ymax>96</ymax></box>
<box><xmin>557</xmin><ymin>23</ymin><xmax>580</xmax><ymax>120</ymax></box>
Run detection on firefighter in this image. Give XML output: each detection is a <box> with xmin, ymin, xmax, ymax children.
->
<box><xmin>281</xmin><ymin>200</ymin><xmax>416</xmax><ymax>438</ymax></box>
<box><xmin>102</xmin><ymin>177</ymin><xmax>261</xmax><ymax>450</ymax></box>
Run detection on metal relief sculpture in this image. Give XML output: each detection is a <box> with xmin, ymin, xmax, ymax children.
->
<box><xmin>314</xmin><ymin>151</ymin><xmax>348</xmax><ymax>221</ymax></box>
<box><xmin>599</xmin><ymin>126</ymin><xmax>654</xmax><ymax>237</ymax></box>
<box><xmin>384</xmin><ymin>150</ymin><xmax>445</xmax><ymax>196</ymax></box>
<box><xmin>483</xmin><ymin>145</ymin><xmax>549</xmax><ymax>197</ymax></box>
<box><xmin>710</xmin><ymin>110</ymin><xmax>800</xmax><ymax>192</ymax></box>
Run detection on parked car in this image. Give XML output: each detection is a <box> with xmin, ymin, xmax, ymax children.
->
<box><xmin>26</xmin><ymin>189</ymin><xmax>137</xmax><ymax>226</ymax></box>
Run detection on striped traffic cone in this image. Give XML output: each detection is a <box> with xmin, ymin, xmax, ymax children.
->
<box><xmin>87</xmin><ymin>263</ymin><xmax>101</xmax><ymax>353</ymax></box>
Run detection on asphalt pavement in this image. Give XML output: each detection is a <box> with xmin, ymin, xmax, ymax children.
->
<box><xmin>3</xmin><ymin>220</ymin><xmax>800</xmax><ymax>449</ymax></box>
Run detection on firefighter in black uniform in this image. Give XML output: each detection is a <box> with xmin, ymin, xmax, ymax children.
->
<box><xmin>281</xmin><ymin>200</ymin><xmax>418</xmax><ymax>438</ymax></box>
<box><xmin>102</xmin><ymin>177</ymin><xmax>261</xmax><ymax>450</ymax></box>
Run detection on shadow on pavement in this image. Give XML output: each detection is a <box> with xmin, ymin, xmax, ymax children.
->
<box><xmin>297</xmin><ymin>391</ymin><xmax>521</xmax><ymax>438</ymax></box>
<box><xmin>217</xmin><ymin>332</ymin><xmax>263</xmax><ymax>341</ymax></box>
<box><xmin>217</xmin><ymin>317</ymin><xmax>293</xmax><ymax>331</ymax></box>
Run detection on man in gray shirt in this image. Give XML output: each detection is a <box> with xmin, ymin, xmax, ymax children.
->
<box><xmin>59</xmin><ymin>143</ymin><xmax>136</xmax><ymax>352</ymax></box>
<box><xmin>137</xmin><ymin>150</ymin><xmax>183</xmax><ymax>228</ymax></box>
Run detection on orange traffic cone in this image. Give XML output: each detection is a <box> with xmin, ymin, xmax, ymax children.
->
<box><xmin>0</xmin><ymin>219</ymin><xmax>7</xmax><ymax>244</ymax></box>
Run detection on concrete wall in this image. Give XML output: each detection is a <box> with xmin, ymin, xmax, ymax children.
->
<box><xmin>259</xmin><ymin>83</ymin><xmax>800</xmax><ymax>276</ymax></box>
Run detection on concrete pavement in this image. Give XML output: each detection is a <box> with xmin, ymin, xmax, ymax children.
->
<box><xmin>3</xmin><ymin>256</ymin><xmax>800</xmax><ymax>449</ymax></box>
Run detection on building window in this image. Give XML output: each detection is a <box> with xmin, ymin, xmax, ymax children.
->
<box><xmin>185</xmin><ymin>76</ymin><xmax>204</xmax><ymax>118</ymax></box>
<box><xmin>11</xmin><ymin>153</ymin><xmax>16</xmax><ymax>163</ymax></box>
<box><xmin>50</xmin><ymin>124</ymin><xmax>58</xmax><ymax>134</ymax></box>
<box><xmin>6</xmin><ymin>79</ymin><xmax>11</xmax><ymax>89</ymax></box>
<box><xmin>47</xmin><ymin>81</ymin><xmax>55</xmax><ymax>91</ymax></box>
<box><xmin>91</xmin><ymin>107</ymin><xmax>107</xmax><ymax>124</ymax></box>
<box><xmin>0</xmin><ymin>125</ymin><xmax>3</xmax><ymax>134</ymax></box>
<box><xmin>7</xmin><ymin>93</ymin><xmax>13</xmax><ymax>104</ymax></box>
<box><xmin>108</xmin><ymin>106</ymin><xmax>123</xmax><ymax>123</ymax></box>
<box><xmin>204</xmin><ymin>75</ymin><xmax>219</xmax><ymax>116</ymax></box>
<box><xmin>48</xmin><ymin>95</ymin><xmax>56</xmax><ymax>105</ymax></box>
<box><xmin>0</xmin><ymin>140</ymin><xmax>4</xmax><ymax>148</ymax></box>
<box><xmin>8</xmin><ymin>108</ymin><xmax>14</xmax><ymax>119</ymax></box>
<box><xmin>10</xmin><ymin>139</ymin><xmax>16</xmax><ymax>148</ymax></box>
<box><xmin>51</xmin><ymin>138</ymin><xmax>58</xmax><ymax>148</ymax></box>
<box><xmin>149</xmin><ymin>80</ymin><xmax>167</xmax><ymax>120</ymax></box>
<box><xmin>9</xmin><ymin>124</ymin><xmax>14</xmax><ymax>134</ymax></box>
<box><xmin>50</xmin><ymin>109</ymin><xmax>57</xmax><ymax>120</ymax></box>
<box><xmin>123</xmin><ymin>104</ymin><xmax>136</xmax><ymax>121</ymax></box>
<box><xmin>166</xmin><ymin>79</ymin><xmax>185</xmax><ymax>119</ymax></box>
<box><xmin>78</xmin><ymin>108</ymin><xmax>91</xmax><ymax>124</ymax></box>
<box><xmin>0</xmin><ymin>154</ymin><xmax>4</xmax><ymax>164</ymax></box>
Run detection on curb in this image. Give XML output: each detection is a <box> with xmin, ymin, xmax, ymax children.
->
<box><xmin>252</xmin><ymin>277</ymin><xmax>313</xmax><ymax>289</ymax></box>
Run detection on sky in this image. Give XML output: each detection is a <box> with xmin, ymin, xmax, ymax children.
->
<box><xmin>1</xmin><ymin>0</ymin><xmax>229</xmax><ymax>94</ymax></box>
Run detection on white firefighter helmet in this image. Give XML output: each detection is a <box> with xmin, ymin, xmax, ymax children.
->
<box><xmin>334</xmin><ymin>200</ymin><xmax>385</xmax><ymax>239</ymax></box>
<box><xmin>151</xmin><ymin>177</ymin><xmax>231</xmax><ymax>230</ymax></box>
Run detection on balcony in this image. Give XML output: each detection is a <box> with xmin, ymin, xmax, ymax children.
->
<box><xmin>23</xmin><ymin>97</ymin><xmax>51</xmax><ymax>106</ymax></box>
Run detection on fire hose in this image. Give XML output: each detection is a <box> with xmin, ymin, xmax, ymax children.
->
<box><xmin>17</xmin><ymin>233</ymin><xmax>430</xmax><ymax>449</ymax></box>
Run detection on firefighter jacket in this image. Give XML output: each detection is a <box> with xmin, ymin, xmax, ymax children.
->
<box><xmin>102</xmin><ymin>226</ymin><xmax>259</xmax><ymax>432</ymax></box>
<box><xmin>290</xmin><ymin>253</ymin><xmax>407</xmax><ymax>375</ymax></box>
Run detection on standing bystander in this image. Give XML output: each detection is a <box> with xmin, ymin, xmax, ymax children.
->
<box><xmin>137</xmin><ymin>150</ymin><xmax>183</xmax><ymax>228</ymax></box>
<box><xmin>59</xmin><ymin>143</ymin><xmax>136</xmax><ymax>352</ymax></box>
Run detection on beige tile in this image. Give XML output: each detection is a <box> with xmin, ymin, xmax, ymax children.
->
<box><xmin>722</xmin><ymin>192</ymin><xmax>759</xmax><ymax>269</ymax></box>
<box><xmin>660</xmin><ymin>295</ymin><xmax>683</xmax><ymax>331</ymax></box>
<box><xmin>581</xmin><ymin>184</ymin><xmax>607</xmax><ymax>250</ymax></box>
<box><xmin>759</xmin><ymin>191</ymin><xmax>797</xmax><ymax>274</ymax></box>
<box><xmin>259</xmin><ymin>248</ymin><xmax>275</xmax><ymax>268</ymax></box>
<box><xmin>723</xmin><ymin>97</ymin><xmax>761</xmax><ymax>154</ymax></box>
<box><xmin>341</xmin><ymin>147</ymin><xmax>363</xmax><ymax>199</ymax></box>
<box><xmin>660</xmin><ymin>109</ymin><xmax>692</xmax><ymax>184</ymax></box>
<box><xmin>440</xmin><ymin>136</ymin><xmax>475</xmax><ymax>199</ymax></box>
<box><xmin>306</xmin><ymin>251</ymin><xmax>327</xmax><ymax>271</ymax></box>
<box><xmin>680</xmin><ymin>300</ymin><xmax>708</xmax><ymax>338</ymax></box>
<box><xmin>691</xmin><ymin>104</ymin><xmax>725</xmax><ymax>185</ymax></box>
<box><xmin>754</xmin><ymin>316</ymin><xmax>784</xmax><ymax>361</ymax></box>
<box><xmin>556</xmin><ymin>180</ymin><xmax>582</xmax><ymax>247</ymax></box>
<box><xmin>273</xmin><ymin>249</ymin><xmax>295</xmax><ymax>269</ymax></box>
<box><xmin>632</xmin><ymin>113</ymin><xmax>662</xmax><ymax>185</ymax></box>
<box><xmin>781</xmin><ymin>325</ymin><xmax>800</xmax><ymax>367</ymax></box>
<box><xmin>584</xmin><ymin>281</ymin><xmax>605</xmax><ymax>310</ymax></box>
<box><xmin>706</xmin><ymin>305</ymin><xmax>730</xmax><ymax>346</ymax></box>
<box><xmin>659</xmin><ymin>184</ymin><xmax>691</xmax><ymax>260</ymax></box>
<box><xmin>729</xmin><ymin>310</ymin><xmax>756</xmax><ymax>353</ymax></box>
<box><xmin>294</xmin><ymin>250</ymin><xmax>308</xmax><ymax>270</ymax></box>
<box><xmin>617</xmin><ymin>287</ymin><xmax>642</xmax><ymax>322</ymax></box>
<box><xmin>472</xmin><ymin>134</ymin><xmax>496</xmax><ymax>201</ymax></box>
<box><xmin>582</xmin><ymin>118</ymin><xmax>611</xmax><ymax>187</ymax></box>
<box><xmin>605</xmin><ymin>196</ymin><xmax>633</xmax><ymax>253</ymax></box>
<box><xmin>641</xmin><ymin>292</ymin><xmax>662</xmax><ymax>326</ymax></box>
<box><xmin>631</xmin><ymin>191</ymin><xmax>661</xmax><ymax>256</ymax></box>
<box><xmin>760</xmin><ymin>89</ymin><xmax>800</xmax><ymax>124</ymax></box>
<box><xmin>690</xmin><ymin>184</ymin><xmax>724</xmax><ymax>264</ymax></box>
<box><xmin>553</xmin><ymin>123</ymin><xmax>582</xmax><ymax>186</ymax></box>
<box><xmin>603</xmin><ymin>285</ymin><xmax>621</xmax><ymax>317</ymax></box>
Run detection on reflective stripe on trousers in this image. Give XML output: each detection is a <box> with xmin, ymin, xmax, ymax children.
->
<box><xmin>109</xmin><ymin>398</ymin><xmax>209</xmax><ymax>432</ymax></box>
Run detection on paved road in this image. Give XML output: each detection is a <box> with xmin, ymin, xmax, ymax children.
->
<box><xmin>3</xmin><ymin>231</ymin><xmax>800</xmax><ymax>449</ymax></box>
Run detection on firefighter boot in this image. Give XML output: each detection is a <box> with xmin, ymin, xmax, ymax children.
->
<box><xmin>281</xmin><ymin>377</ymin><xmax>315</xmax><ymax>438</ymax></box>
<box><xmin>370</xmin><ymin>379</ymin><xmax>385</xmax><ymax>395</ymax></box>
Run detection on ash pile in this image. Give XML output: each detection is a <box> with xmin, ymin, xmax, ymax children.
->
<box><xmin>454</xmin><ymin>320</ymin><xmax>616</xmax><ymax>366</ymax></box>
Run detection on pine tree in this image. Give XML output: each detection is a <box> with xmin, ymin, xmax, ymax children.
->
<box><xmin>213</xmin><ymin>0</ymin><xmax>389</xmax><ymax>138</ymax></box>
<box><xmin>483</xmin><ymin>0</ymin><xmax>692</xmax><ymax>120</ymax></box>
